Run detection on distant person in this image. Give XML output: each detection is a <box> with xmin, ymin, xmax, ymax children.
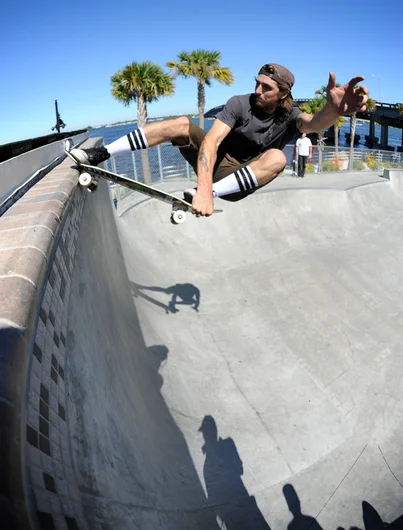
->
<box><xmin>295</xmin><ymin>133</ymin><xmax>312</xmax><ymax>177</ymax></box>
<box><xmin>71</xmin><ymin>64</ymin><xmax>368</xmax><ymax>216</ymax></box>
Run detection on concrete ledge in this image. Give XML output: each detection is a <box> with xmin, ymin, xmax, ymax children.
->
<box><xmin>0</xmin><ymin>138</ymin><xmax>100</xmax><ymax>529</ymax></box>
<box><xmin>0</xmin><ymin>132</ymin><xmax>88</xmax><ymax>202</ymax></box>
<box><xmin>383</xmin><ymin>168</ymin><xmax>403</xmax><ymax>180</ymax></box>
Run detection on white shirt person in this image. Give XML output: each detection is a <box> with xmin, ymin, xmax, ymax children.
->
<box><xmin>295</xmin><ymin>133</ymin><xmax>312</xmax><ymax>177</ymax></box>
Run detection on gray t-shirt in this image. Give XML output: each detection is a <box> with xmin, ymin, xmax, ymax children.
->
<box><xmin>215</xmin><ymin>94</ymin><xmax>302</xmax><ymax>163</ymax></box>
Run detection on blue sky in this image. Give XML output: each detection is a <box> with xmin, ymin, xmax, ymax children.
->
<box><xmin>1</xmin><ymin>0</ymin><xmax>402</xmax><ymax>145</ymax></box>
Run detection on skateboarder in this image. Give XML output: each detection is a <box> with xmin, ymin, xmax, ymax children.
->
<box><xmin>71</xmin><ymin>63</ymin><xmax>368</xmax><ymax>217</ymax></box>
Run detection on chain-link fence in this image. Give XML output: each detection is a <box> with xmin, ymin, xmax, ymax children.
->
<box><xmin>108</xmin><ymin>143</ymin><xmax>195</xmax><ymax>202</ymax></box>
<box><xmin>108</xmin><ymin>142</ymin><xmax>403</xmax><ymax>202</ymax></box>
<box><xmin>108</xmin><ymin>143</ymin><xmax>195</xmax><ymax>183</ymax></box>
<box><xmin>281</xmin><ymin>144</ymin><xmax>403</xmax><ymax>175</ymax></box>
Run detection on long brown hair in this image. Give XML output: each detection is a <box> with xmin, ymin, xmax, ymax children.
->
<box><xmin>277</xmin><ymin>84</ymin><xmax>294</xmax><ymax>113</ymax></box>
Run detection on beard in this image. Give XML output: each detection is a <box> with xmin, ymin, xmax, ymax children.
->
<box><xmin>253</xmin><ymin>94</ymin><xmax>275</xmax><ymax>113</ymax></box>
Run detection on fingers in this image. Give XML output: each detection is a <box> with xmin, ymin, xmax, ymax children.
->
<box><xmin>192</xmin><ymin>210</ymin><xmax>212</xmax><ymax>218</ymax></box>
<box><xmin>191</xmin><ymin>206</ymin><xmax>213</xmax><ymax>217</ymax></box>
<box><xmin>357</xmin><ymin>85</ymin><xmax>368</xmax><ymax>96</ymax></box>
<box><xmin>191</xmin><ymin>194</ymin><xmax>214</xmax><ymax>217</ymax></box>
<box><xmin>327</xmin><ymin>72</ymin><xmax>336</xmax><ymax>92</ymax></box>
<box><xmin>347</xmin><ymin>76</ymin><xmax>365</xmax><ymax>90</ymax></box>
<box><xmin>355</xmin><ymin>84</ymin><xmax>369</xmax><ymax>110</ymax></box>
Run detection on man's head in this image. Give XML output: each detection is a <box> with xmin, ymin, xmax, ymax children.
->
<box><xmin>254</xmin><ymin>63</ymin><xmax>295</xmax><ymax>113</ymax></box>
<box><xmin>301</xmin><ymin>133</ymin><xmax>306</xmax><ymax>139</ymax></box>
<box><xmin>198</xmin><ymin>415</ymin><xmax>218</xmax><ymax>444</ymax></box>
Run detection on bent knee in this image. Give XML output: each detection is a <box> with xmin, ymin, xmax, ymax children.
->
<box><xmin>174</xmin><ymin>116</ymin><xmax>191</xmax><ymax>136</ymax></box>
<box><xmin>263</xmin><ymin>148</ymin><xmax>287</xmax><ymax>170</ymax></box>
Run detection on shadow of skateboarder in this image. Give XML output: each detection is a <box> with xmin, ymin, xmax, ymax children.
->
<box><xmin>131</xmin><ymin>282</ymin><xmax>200</xmax><ymax>314</ymax></box>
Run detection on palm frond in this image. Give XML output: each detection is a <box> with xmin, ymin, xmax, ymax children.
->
<box><xmin>111</xmin><ymin>61</ymin><xmax>175</xmax><ymax>108</ymax></box>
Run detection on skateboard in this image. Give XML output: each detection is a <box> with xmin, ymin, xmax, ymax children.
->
<box><xmin>65</xmin><ymin>150</ymin><xmax>221</xmax><ymax>224</ymax></box>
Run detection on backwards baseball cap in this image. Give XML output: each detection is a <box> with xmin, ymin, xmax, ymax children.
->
<box><xmin>258</xmin><ymin>63</ymin><xmax>295</xmax><ymax>91</ymax></box>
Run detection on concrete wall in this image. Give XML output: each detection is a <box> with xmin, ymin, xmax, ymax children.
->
<box><xmin>0</xmin><ymin>132</ymin><xmax>88</xmax><ymax>202</ymax></box>
<box><xmin>0</xmin><ymin>138</ymin><xmax>96</xmax><ymax>529</ymax></box>
<box><xmin>0</xmin><ymin>137</ymin><xmax>214</xmax><ymax>530</ymax></box>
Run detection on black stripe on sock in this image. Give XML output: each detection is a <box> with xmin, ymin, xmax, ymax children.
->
<box><xmin>239</xmin><ymin>168</ymin><xmax>251</xmax><ymax>190</ymax></box>
<box><xmin>127</xmin><ymin>132</ymin><xmax>135</xmax><ymax>151</ymax></box>
<box><xmin>235</xmin><ymin>172</ymin><xmax>245</xmax><ymax>192</ymax></box>
<box><xmin>243</xmin><ymin>166</ymin><xmax>256</xmax><ymax>189</ymax></box>
<box><xmin>137</xmin><ymin>129</ymin><xmax>147</xmax><ymax>149</ymax></box>
<box><xmin>132</xmin><ymin>131</ymin><xmax>142</xmax><ymax>150</ymax></box>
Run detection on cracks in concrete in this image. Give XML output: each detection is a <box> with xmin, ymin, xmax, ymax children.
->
<box><xmin>205</xmin><ymin>325</ymin><xmax>295</xmax><ymax>477</ymax></box>
<box><xmin>314</xmin><ymin>444</ymin><xmax>367</xmax><ymax>521</ymax></box>
<box><xmin>378</xmin><ymin>444</ymin><xmax>403</xmax><ymax>489</ymax></box>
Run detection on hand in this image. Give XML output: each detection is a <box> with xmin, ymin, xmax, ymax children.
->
<box><xmin>192</xmin><ymin>190</ymin><xmax>214</xmax><ymax>217</ymax></box>
<box><xmin>326</xmin><ymin>72</ymin><xmax>368</xmax><ymax>116</ymax></box>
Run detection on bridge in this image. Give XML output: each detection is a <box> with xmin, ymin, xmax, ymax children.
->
<box><xmin>293</xmin><ymin>99</ymin><xmax>403</xmax><ymax>121</ymax></box>
<box><xmin>205</xmin><ymin>100</ymin><xmax>403</xmax><ymax>150</ymax></box>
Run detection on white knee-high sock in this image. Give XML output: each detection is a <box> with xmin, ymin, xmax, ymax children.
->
<box><xmin>212</xmin><ymin>166</ymin><xmax>259</xmax><ymax>197</ymax></box>
<box><xmin>105</xmin><ymin>128</ymin><xmax>149</xmax><ymax>156</ymax></box>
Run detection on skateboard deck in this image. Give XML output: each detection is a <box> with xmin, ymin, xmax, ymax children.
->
<box><xmin>65</xmin><ymin>150</ymin><xmax>221</xmax><ymax>223</ymax></box>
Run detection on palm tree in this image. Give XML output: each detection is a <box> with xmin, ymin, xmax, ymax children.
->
<box><xmin>111</xmin><ymin>61</ymin><xmax>174</xmax><ymax>183</ymax></box>
<box><xmin>348</xmin><ymin>97</ymin><xmax>376</xmax><ymax>170</ymax></box>
<box><xmin>333</xmin><ymin>115</ymin><xmax>344</xmax><ymax>157</ymax></box>
<box><xmin>300</xmin><ymin>94</ymin><xmax>327</xmax><ymax>172</ymax></box>
<box><xmin>167</xmin><ymin>50</ymin><xmax>234</xmax><ymax>130</ymax></box>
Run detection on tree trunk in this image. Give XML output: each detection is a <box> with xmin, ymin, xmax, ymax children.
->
<box><xmin>198</xmin><ymin>80</ymin><xmax>205</xmax><ymax>131</ymax></box>
<box><xmin>318</xmin><ymin>131</ymin><xmax>324</xmax><ymax>172</ymax></box>
<box><xmin>348</xmin><ymin>113</ymin><xmax>357</xmax><ymax>171</ymax></box>
<box><xmin>334</xmin><ymin>124</ymin><xmax>339</xmax><ymax>155</ymax></box>
<box><xmin>137</xmin><ymin>95</ymin><xmax>151</xmax><ymax>184</ymax></box>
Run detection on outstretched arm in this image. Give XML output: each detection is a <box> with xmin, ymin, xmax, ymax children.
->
<box><xmin>297</xmin><ymin>72</ymin><xmax>368</xmax><ymax>133</ymax></box>
<box><xmin>193</xmin><ymin>119</ymin><xmax>231</xmax><ymax>216</ymax></box>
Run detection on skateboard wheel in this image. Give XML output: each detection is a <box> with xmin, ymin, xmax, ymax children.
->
<box><xmin>171</xmin><ymin>210</ymin><xmax>186</xmax><ymax>224</ymax></box>
<box><xmin>64</xmin><ymin>139</ymin><xmax>73</xmax><ymax>152</ymax></box>
<box><xmin>79</xmin><ymin>172</ymin><xmax>93</xmax><ymax>187</ymax></box>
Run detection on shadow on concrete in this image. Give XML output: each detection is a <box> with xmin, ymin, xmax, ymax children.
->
<box><xmin>197</xmin><ymin>420</ymin><xmax>403</xmax><ymax>530</ymax></box>
<box><xmin>148</xmin><ymin>345</ymin><xmax>169</xmax><ymax>390</ymax></box>
<box><xmin>283</xmin><ymin>488</ymin><xmax>403</xmax><ymax>530</ymax></box>
<box><xmin>199</xmin><ymin>415</ymin><xmax>271</xmax><ymax>529</ymax></box>
<box><xmin>337</xmin><ymin>500</ymin><xmax>403</xmax><ymax>530</ymax></box>
<box><xmin>64</xmin><ymin>183</ymin><xmax>219</xmax><ymax>529</ymax></box>
<box><xmin>131</xmin><ymin>281</ymin><xmax>200</xmax><ymax>314</ymax></box>
<box><xmin>283</xmin><ymin>484</ymin><xmax>324</xmax><ymax>530</ymax></box>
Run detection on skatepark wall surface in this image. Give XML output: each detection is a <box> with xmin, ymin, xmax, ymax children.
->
<box><xmin>1</xmin><ymin>135</ymin><xmax>403</xmax><ymax>529</ymax></box>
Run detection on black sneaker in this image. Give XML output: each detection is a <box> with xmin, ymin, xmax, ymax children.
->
<box><xmin>70</xmin><ymin>146</ymin><xmax>110</xmax><ymax>166</ymax></box>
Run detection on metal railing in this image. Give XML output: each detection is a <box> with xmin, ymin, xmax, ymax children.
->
<box><xmin>281</xmin><ymin>145</ymin><xmax>403</xmax><ymax>174</ymax></box>
<box><xmin>108</xmin><ymin>143</ymin><xmax>196</xmax><ymax>185</ymax></box>
<box><xmin>108</xmin><ymin>143</ymin><xmax>403</xmax><ymax>201</ymax></box>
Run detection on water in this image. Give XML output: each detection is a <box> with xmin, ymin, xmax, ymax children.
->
<box><xmin>88</xmin><ymin>116</ymin><xmax>402</xmax><ymax>183</ymax></box>
<box><xmin>89</xmin><ymin>116</ymin><xmax>403</xmax><ymax>150</ymax></box>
